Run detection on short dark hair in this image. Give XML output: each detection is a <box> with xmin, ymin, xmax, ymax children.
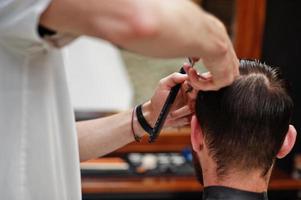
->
<box><xmin>195</xmin><ymin>60</ymin><xmax>293</xmax><ymax>177</ymax></box>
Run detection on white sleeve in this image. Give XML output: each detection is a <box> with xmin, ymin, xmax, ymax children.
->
<box><xmin>0</xmin><ymin>0</ymin><xmax>76</xmax><ymax>53</ymax></box>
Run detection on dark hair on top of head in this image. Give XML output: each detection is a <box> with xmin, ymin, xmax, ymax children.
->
<box><xmin>195</xmin><ymin>59</ymin><xmax>293</xmax><ymax>178</ymax></box>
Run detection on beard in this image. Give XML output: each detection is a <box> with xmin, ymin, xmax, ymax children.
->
<box><xmin>192</xmin><ymin>150</ymin><xmax>204</xmax><ymax>185</ymax></box>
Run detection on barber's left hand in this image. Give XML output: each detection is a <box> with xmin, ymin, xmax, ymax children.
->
<box><xmin>142</xmin><ymin>72</ymin><xmax>197</xmax><ymax>128</ymax></box>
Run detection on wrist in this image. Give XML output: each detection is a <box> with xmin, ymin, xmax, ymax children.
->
<box><xmin>141</xmin><ymin>101</ymin><xmax>156</xmax><ymax>126</ymax></box>
<box><xmin>133</xmin><ymin>101</ymin><xmax>155</xmax><ymax>138</ymax></box>
<box><xmin>200</xmin><ymin>14</ymin><xmax>229</xmax><ymax>60</ymax></box>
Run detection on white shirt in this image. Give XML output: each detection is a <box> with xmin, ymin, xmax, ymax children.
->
<box><xmin>0</xmin><ymin>0</ymin><xmax>81</xmax><ymax>199</ymax></box>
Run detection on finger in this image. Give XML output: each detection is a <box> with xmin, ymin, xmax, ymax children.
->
<box><xmin>166</xmin><ymin>116</ymin><xmax>191</xmax><ymax>127</ymax></box>
<box><xmin>187</xmin><ymin>67</ymin><xmax>212</xmax><ymax>90</ymax></box>
<box><xmin>183</xmin><ymin>63</ymin><xmax>192</xmax><ymax>74</ymax></box>
<box><xmin>200</xmin><ymin>72</ymin><xmax>212</xmax><ymax>80</ymax></box>
<box><xmin>176</xmin><ymin>80</ymin><xmax>197</xmax><ymax>105</ymax></box>
<box><xmin>170</xmin><ymin>105</ymin><xmax>192</xmax><ymax>120</ymax></box>
<box><xmin>187</xmin><ymin>67</ymin><xmax>198</xmax><ymax>83</ymax></box>
<box><xmin>188</xmin><ymin>67</ymin><xmax>226</xmax><ymax>91</ymax></box>
<box><xmin>181</xmin><ymin>81</ymin><xmax>193</xmax><ymax>93</ymax></box>
<box><xmin>187</xmin><ymin>89</ymin><xmax>198</xmax><ymax>102</ymax></box>
<box><xmin>188</xmin><ymin>99</ymin><xmax>196</xmax><ymax>112</ymax></box>
<box><xmin>180</xmin><ymin>81</ymin><xmax>197</xmax><ymax>105</ymax></box>
<box><xmin>159</xmin><ymin>72</ymin><xmax>188</xmax><ymax>89</ymax></box>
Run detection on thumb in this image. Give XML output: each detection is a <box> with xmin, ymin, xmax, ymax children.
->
<box><xmin>160</xmin><ymin>72</ymin><xmax>188</xmax><ymax>89</ymax></box>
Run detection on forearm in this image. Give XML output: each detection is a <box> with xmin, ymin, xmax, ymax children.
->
<box><xmin>77</xmin><ymin>110</ymin><xmax>134</xmax><ymax>162</ymax></box>
<box><xmin>77</xmin><ymin>72</ymin><xmax>192</xmax><ymax>162</ymax></box>
<box><xmin>77</xmin><ymin>102</ymin><xmax>153</xmax><ymax>162</ymax></box>
<box><xmin>116</xmin><ymin>1</ymin><xmax>229</xmax><ymax>58</ymax></box>
<box><xmin>40</xmin><ymin>0</ymin><xmax>229</xmax><ymax>58</ymax></box>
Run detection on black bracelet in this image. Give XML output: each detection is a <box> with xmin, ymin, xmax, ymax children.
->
<box><xmin>131</xmin><ymin>106</ymin><xmax>142</xmax><ymax>142</ymax></box>
<box><xmin>136</xmin><ymin>104</ymin><xmax>153</xmax><ymax>135</ymax></box>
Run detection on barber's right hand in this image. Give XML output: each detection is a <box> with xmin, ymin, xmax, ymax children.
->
<box><xmin>185</xmin><ymin>39</ymin><xmax>239</xmax><ymax>91</ymax></box>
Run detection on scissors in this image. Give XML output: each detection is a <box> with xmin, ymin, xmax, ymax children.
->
<box><xmin>148</xmin><ymin>57</ymin><xmax>198</xmax><ymax>143</ymax></box>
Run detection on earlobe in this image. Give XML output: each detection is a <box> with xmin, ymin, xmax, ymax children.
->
<box><xmin>190</xmin><ymin>115</ymin><xmax>204</xmax><ymax>153</ymax></box>
<box><xmin>277</xmin><ymin>125</ymin><xmax>297</xmax><ymax>159</ymax></box>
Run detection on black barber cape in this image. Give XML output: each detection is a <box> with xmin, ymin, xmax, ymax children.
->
<box><xmin>203</xmin><ymin>186</ymin><xmax>268</xmax><ymax>200</ymax></box>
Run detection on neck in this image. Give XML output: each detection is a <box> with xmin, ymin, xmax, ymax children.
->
<box><xmin>204</xmin><ymin>171</ymin><xmax>269</xmax><ymax>192</ymax></box>
<box><xmin>201</xmin><ymin>160</ymin><xmax>270</xmax><ymax>193</ymax></box>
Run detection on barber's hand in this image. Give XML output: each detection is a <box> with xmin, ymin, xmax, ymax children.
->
<box><xmin>142</xmin><ymin>72</ymin><xmax>196</xmax><ymax>128</ymax></box>
<box><xmin>185</xmin><ymin>41</ymin><xmax>239</xmax><ymax>91</ymax></box>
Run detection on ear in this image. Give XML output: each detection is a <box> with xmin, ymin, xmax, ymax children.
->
<box><xmin>190</xmin><ymin>115</ymin><xmax>204</xmax><ymax>153</ymax></box>
<box><xmin>277</xmin><ymin>125</ymin><xmax>297</xmax><ymax>159</ymax></box>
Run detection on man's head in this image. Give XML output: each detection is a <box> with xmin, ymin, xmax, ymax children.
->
<box><xmin>191</xmin><ymin>60</ymin><xmax>297</xmax><ymax>183</ymax></box>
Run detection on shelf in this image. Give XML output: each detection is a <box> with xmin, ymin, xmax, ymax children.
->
<box><xmin>81</xmin><ymin>167</ymin><xmax>301</xmax><ymax>194</ymax></box>
<box><xmin>81</xmin><ymin>153</ymin><xmax>301</xmax><ymax>195</ymax></box>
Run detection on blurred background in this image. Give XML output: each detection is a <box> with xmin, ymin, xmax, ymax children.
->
<box><xmin>63</xmin><ymin>0</ymin><xmax>301</xmax><ymax>199</ymax></box>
